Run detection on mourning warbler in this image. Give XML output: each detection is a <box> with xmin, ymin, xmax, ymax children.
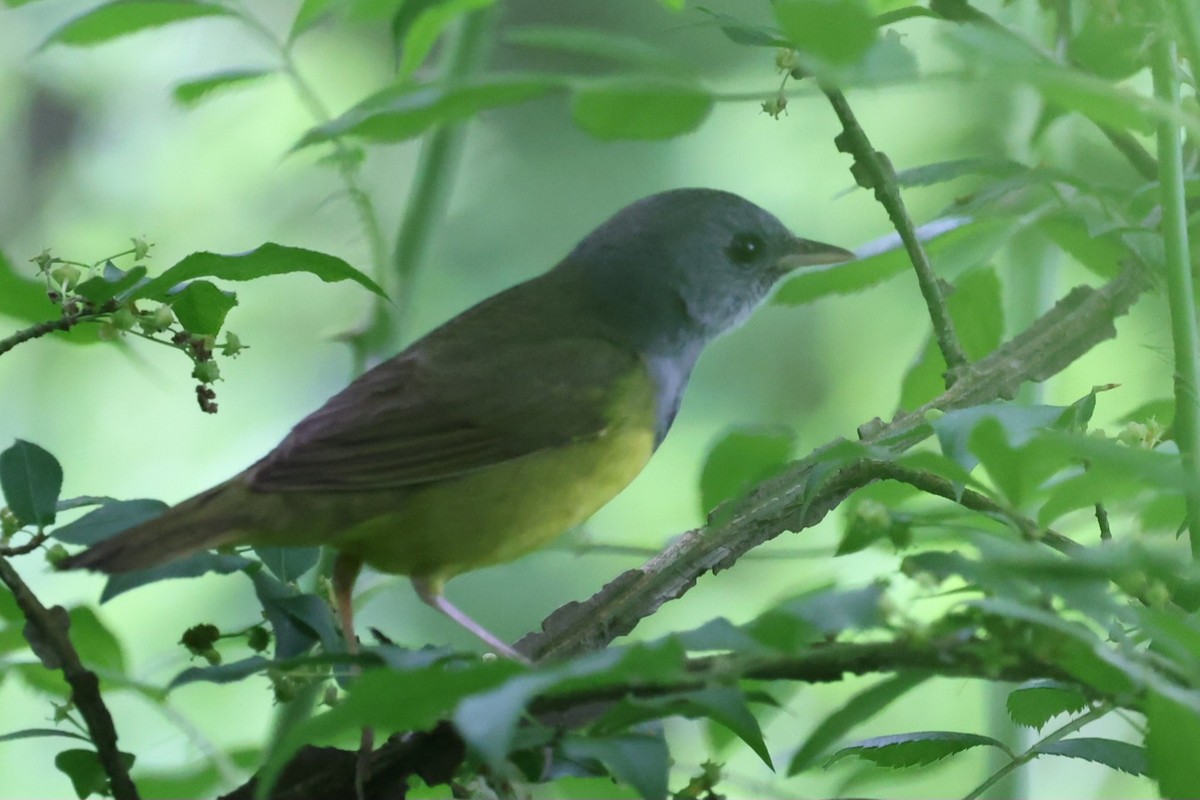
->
<box><xmin>61</xmin><ymin>188</ymin><xmax>853</xmax><ymax>661</ymax></box>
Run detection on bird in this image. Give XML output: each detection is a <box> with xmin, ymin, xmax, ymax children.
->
<box><xmin>60</xmin><ymin>188</ymin><xmax>853</xmax><ymax>663</ymax></box>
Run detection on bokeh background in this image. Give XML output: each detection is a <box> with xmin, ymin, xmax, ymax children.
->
<box><xmin>0</xmin><ymin>0</ymin><xmax>1169</xmax><ymax>797</ymax></box>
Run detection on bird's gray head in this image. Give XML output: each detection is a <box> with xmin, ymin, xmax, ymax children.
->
<box><xmin>558</xmin><ymin>188</ymin><xmax>852</xmax><ymax>358</ymax></box>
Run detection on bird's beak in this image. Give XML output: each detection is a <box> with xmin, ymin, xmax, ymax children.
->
<box><xmin>775</xmin><ymin>237</ymin><xmax>856</xmax><ymax>272</ymax></box>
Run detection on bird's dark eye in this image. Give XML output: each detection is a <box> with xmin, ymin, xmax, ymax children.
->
<box><xmin>726</xmin><ymin>232</ymin><xmax>766</xmax><ymax>265</ymax></box>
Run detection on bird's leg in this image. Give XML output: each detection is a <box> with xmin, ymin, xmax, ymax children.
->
<box><xmin>411</xmin><ymin>577</ymin><xmax>531</xmax><ymax>665</ymax></box>
<box><xmin>332</xmin><ymin>552</ymin><xmax>373</xmax><ymax>800</ymax></box>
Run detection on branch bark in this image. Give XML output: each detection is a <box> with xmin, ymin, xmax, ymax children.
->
<box><xmin>0</xmin><ymin>557</ymin><xmax>139</xmax><ymax>800</ymax></box>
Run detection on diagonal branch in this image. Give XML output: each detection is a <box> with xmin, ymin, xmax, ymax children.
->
<box><xmin>0</xmin><ymin>557</ymin><xmax>139</xmax><ymax>800</ymax></box>
<box><xmin>518</xmin><ymin>266</ymin><xmax>1149</xmax><ymax>662</ymax></box>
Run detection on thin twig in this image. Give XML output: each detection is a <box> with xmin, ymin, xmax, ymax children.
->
<box><xmin>0</xmin><ymin>316</ymin><xmax>79</xmax><ymax>358</ymax></box>
<box><xmin>0</xmin><ymin>557</ymin><xmax>139</xmax><ymax>800</ymax></box>
<box><xmin>961</xmin><ymin>702</ymin><xmax>1114</xmax><ymax>800</ymax></box>
<box><xmin>820</xmin><ymin>87</ymin><xmax>969</xmax><ymax>383</ymax></box>
<box><xmin>1095</xmin><ymin>503</ymin><xmax>1112</xmax><ymax>542</ymax></box>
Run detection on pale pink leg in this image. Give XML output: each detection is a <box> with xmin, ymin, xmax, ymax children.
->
<box><xmin>333</xmin><ymin>553</ymin><xmax>373</xmax><ymax>800</ymax></box>
<box><xmin>412</xmin><ymin>577</ymin><xmax>531</xmax><ymax>665</ymax></box>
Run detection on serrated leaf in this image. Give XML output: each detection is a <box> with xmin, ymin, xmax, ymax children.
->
<box><xmin>42</xmin><ymin>0</ymin><xmax>233</xmax><ymax>48</ymax></box>
<box><xmin>503</xmin><ymin>25</ymin><xmax>693</xmax><ymax>74</ymax></box>
<box><xmin>296</xmin><ymin>74</ymin><xmax>559</xmax><ymax>147</ymax></box>
<box><xmin>774</xmin><ymin>0</ymin><xmax>877</xmax><ymax>66</ymax></box>
<box><xmin>828</xmin><ymin>730</ymin><xmax>1007</xmax><ymax>768</ymax></box>
<box><xmin>0</xmin><ymin>440</ymin><xmax>63</xmax><ymax>527</ymax></box>
<box><xmin>1035</xmin><ymin>737</ymin><xmax>1147</xmax><ymax>776</ymax></box>
<box><xmin>570</xmin><ymin>77</ymin><xmax>712</xmax><ymax>140</ymax></box>
<box><xmin>789</xmin><ymin>672</ymin><xmax>929</xmax><ymax>774</ymax></box>
<box><xmin>700</xmin><ymin>426</ymin><xmax>795</xmax><ymax>520</ymax></box>
<box><xmin>173</xmin><ymin>69</ymin><xmax>273</xmax><ymax>107</ymax></box>
<box><xmin>52</xmin><ymin>499</ymin><xmax>168</xmax><ymax>545</ymax></box>
<box><xmin>397</xmin><ymin>0</ymin><xmax>494</xmax><ymax>79</ymax></box>
<box><xmin>131</xmin><ymin>243</ymin><xmax>384</xmax><ymax>302</ymax></box>
<box><xmin>1005</xmin><ymin>680</ymin><xmax>1088</xmax><ymax>730</ymax></box>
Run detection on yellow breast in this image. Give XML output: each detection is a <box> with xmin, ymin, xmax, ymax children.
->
<box><xmin>333</xmin><ymin>370</ymin><xmax>658</xmax><ymax>581</ymax></box>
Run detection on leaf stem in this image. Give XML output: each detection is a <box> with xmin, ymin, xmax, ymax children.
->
<box><xmin>961</xmin><ymin>703</ymin><xmax>1113</xmax><ymax>800</ymax></box>
<box><xmin>1150</xmin><ymin>37</ymin><xmax>1200</xmax><ymax>557</ymax></box>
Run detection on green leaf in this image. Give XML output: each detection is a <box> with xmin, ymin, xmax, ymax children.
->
<box><xmin>73</xmin><ymin>264</ymin><xmax>148</xmax><ymax>305</ymax></box>
<box><xmin>42</xmin><ymin>0</ymin><xmax>233</xmax><ymax>48</ymax></box>
<box><xmin>68</xmin><ymin>606</ymin><xmax>127</xmax><ymax>673</ymax></box>
<box><xmin>0</xmin><ymin>440</ymin><xmax>63</xmax><ymax>527</ymax></box>
<box><xmin>289</xmin><ymin>0</ymin><xmax>334</xmax><ymax>39</ymax></box>
<box><xmin>52</xmin><ymin>499</ymin><xmax>168</xmax><ymax>545</ymax></box>
<box><xmin>559</xmin><ymin>733</ymin><xmax>669</xmax><ymax>800</ymax></box>
<box><xmin>1147</xmin><ymin>690</ymin><xmax>1200</xmax><ymax>799</ymax></box>
<box><xmin>397</xmin><ymin>0</ymin><xmax>494</xmax><ymax>79</ymax></box>
<box><xmin>596</xmin><ymin>687</ymin><xmax>772</xmax><ymax>768</ymax></box>
<box><xmin>700</xmin><ymin>426</ymin><xmax>795</xmax><ymax>520</ymax></box>
<box><xmin>774</xmin><ymin>217</ymin><xmax>1012</xmax><ymax>305</ymax></box>
<box><xmin>696</xmin><ymin>8</ymin><xmax>788</xmax><ymax>47</ymax></box>
<box><xmin>945</xmin><ymin>26</ymin><xmax>1156</xmax><ymax>136</ymax></box>
<box><xmin>253</xmin><ymin>546</ymin><xmax>321</xmax><ymax>583</ymax></box>
<box><xmin>1069</xmin><ymin>8</ymin><xmax>1152</xmax><ymax>80</ymax></box>
<box><xmin>99</xmin><ymin>552</ymin><xmax>254</xmax><ymax>602</ymax></box>
<box><xmin>168</xmin><ymin>280</ymin><xmax>237</xmax><ymax>336</ymax></box>
<box><xmin>55</xmin><ymin>748</ymin><xmax>135</xmax><ymax>799</ymax></box>
<box><xmin>747</xmin><ymin>584</ymin><xmax>885</xmax><ymax>651</ymax></box>
<box><xmin>1035</xmin><ymin>737</ymin><xmax>1147</xmax><ymax>777</ymax></box>
<box><xmin>788</xmin><ymin>672</ymin><xmax>929</xmax><ymax>774</ymax></box>
<box><xmin>249</xmin><ymin>568</ymin><xmax>341</xmax><ymax>658</ymax></box>
<box><xmin>1005</xmin><ymin>680</ymin><xmax>1088</xmax><ymax>730</ymax></box>
<box><xmin>261</xmin><ymin>659</ymin><xmax>521</xmax><ymax>796</ymax></box>
<box><xmin>131</xmin><ymin>243</ymin><xmax>385</xmax><ymax>302</ymax></box>
<box><xmin>0</xmin><ymin>727</ymin><xmax>91</xmax><ymax>743</ymax></box>
<box><xmin>295</xmin><ymin>74</ymin><xmax>560</xmax><ymax>148</ymax></box>
<box><xmin>503</xmin><ymin>26</ymin><xmax>693</xmax><ymax>74</ymax></box>
<box><xmin>173</xmin><ymin>69</ymin><xmax>273</xmax><ymax>107</ymax></box>
<box><xmin>827</xmin><ymin>730</ymin><xmax>1008</xmax><ymax>768</ymax></box>
<box><xmin>773</xmin><ymin>0</ymin><xmax>877</xmax><ymax>65</ymax></box>
<box><xmin>900</xmin><ymin>266</ymin><xmax>1003</xmax><ymax>409</ymax></box>
<box><xmin>570</xmin><ymin>77</ymin><xmax>713</xmax><ymax>140</ymax></box>
<box><xmin>0</xmin><ymin>250</ymin><xmax>55</xmax><ymax>323</ymax></box>
<box><xmin>1036</xmin><ymin>213</ymin><xmax>1129</xmax><ymax>279</ymax></box>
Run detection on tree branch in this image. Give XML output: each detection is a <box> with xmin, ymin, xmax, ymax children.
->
<box><xmin>518</xmin><ymin>266</ymin><xmax>1149</xmax><ymax>662</ymax></box>
<box><xmin>0</xmin><ymin>557</ymin><xmax>139</xmax><ymax>800</ymax></box>
<box><xmin>0</xmin><ymin>315</ymin><xmax>79</xmax><ymax>358</ymax></box>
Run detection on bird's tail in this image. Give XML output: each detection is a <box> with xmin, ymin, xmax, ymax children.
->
<box><xmin>59</xmin><ymin>480</ymin><xmax>252</xmax><ymax>574</ymax></box>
